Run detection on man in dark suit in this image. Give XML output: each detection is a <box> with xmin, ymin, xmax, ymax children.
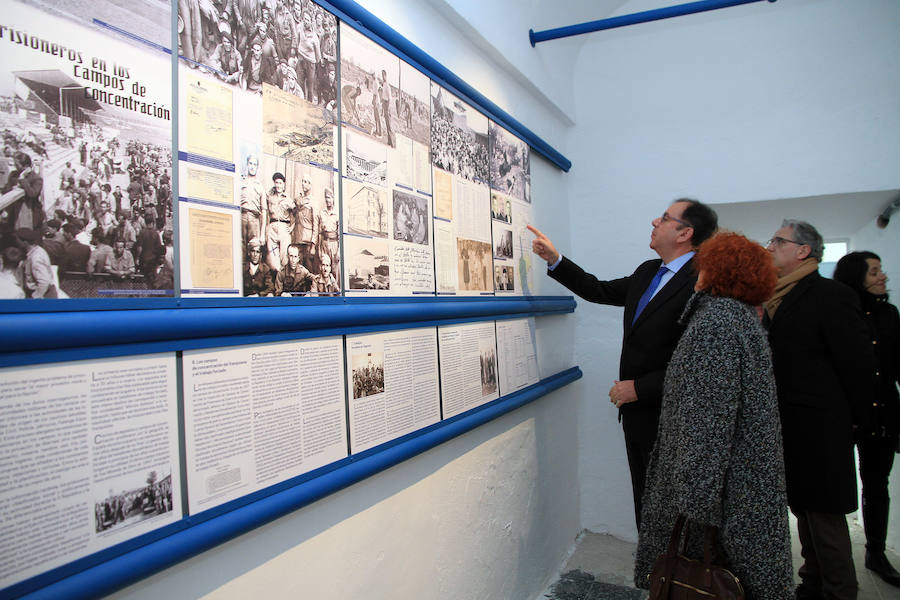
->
<box><xmin>763</xmin><ymin>219</ymin><xmax>876</xmax><ymax>600</ymax></box>
<box><xmin>527</xmin><ymin>198</ymin><xmax>718</xmax><ymax>528</ymax></box>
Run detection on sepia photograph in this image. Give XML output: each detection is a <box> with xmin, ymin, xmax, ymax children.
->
<box><xmin>392</xmin><ymin>190</ymin><xmax>429</xmax><ymax>245</ymax></box>
<box><xmin>262</xmin><ymin>83</ymin><xmax>334</xmax><ymax>168</ymax></box>
<box><xmin>456</xmin><ymin>238</ymin><xmax>492</xmax><ymax>292</ymax></box>
<box><xmin>249</xmin><ymin>156</ymin><xmax>337</xmax><ymax>296</ymax></box>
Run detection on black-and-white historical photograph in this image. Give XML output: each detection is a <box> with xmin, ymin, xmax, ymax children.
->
<box><xmin>178</xmin><ymin>0</ymin><xmax>337</xmax><ymax>115</ymax></box>
<box><xmin>480</xmin><ymin>345</ymin><xmax>497</xmax><ymax>396</ymax></box>
<box><xmin>491</xmin><ymin>191</ymin><xmax>512</xmax><ymax>224</ymax></box>
<box><xmin>351</xmin><ymin>351</ymin><xmax>385</xmax><ymax>399</ymax></box>
<box><xmin>493</xmin><ymin>228</ymin><xmax>512</xmax><ymax>260</ymax></box>
<box><xmin>243</xmin><ymin>155</ymin><xmax>338</xmax><ymax>296</ymax></box>
<box><xmin>344</xmin><ymin>179</ymin><xmax>387</xmax><ymax>238</ymax></box>
<box><xmin>489</xmin><ymin>121</ymin><xmax>531</xmax><ymax>203</ymax></box>
<box><xmin>394</xmin><ymin>61</ymin><xmax>431</xmax><ymax>147</ymax></box>
<box><xmin>494</xmin><ymin>264</ymin><xmax>514</xmax><ymax>292</ymax></box>
<box><xmin>431</xmin><ymin>82</ymin><xmax>489</xmax><ymax>184</ymax></box>
<box><xmin>1</xmin><ymin>1</ymin><xmax>174</xmax><ymax>299</ymax></box>
<box><xmin>456</xmin><ymin>238</ymin><xmax>492</xmax><ymax>293</ymax></box>
<box><xmin>94</xmin><ymin>470</ymin><xmax>174</xmax><ymax>534</ymax></box>
<box><xmin>392</xmin><ymin>190</ymin><xmax>428</xmax><ymax>245</ymax></box>
<box><xmin>340</xmin><ymin>24</ymin><xmax>399</xmax><ymax>148</ymax></box>
<box><xmin>343</xmin><ymin>130</ymin><xmax>387</xmax><ymax>185</ymax></box>
<box><xmin>345</xmin><ymin>234</ymin><xmax>389</xmax><ymax>291</ymax></box>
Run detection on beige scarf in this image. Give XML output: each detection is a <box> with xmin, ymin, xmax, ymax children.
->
<box><xmin>764</xmin><ymin>258</ymin><xmax>819</xmax><ymax>319</ymax></box>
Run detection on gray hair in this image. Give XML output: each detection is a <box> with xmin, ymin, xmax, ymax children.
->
<box><xmin>781</xmin><ymin>219</ymin><xmax>823</xmax><ymax>261</ymax></box>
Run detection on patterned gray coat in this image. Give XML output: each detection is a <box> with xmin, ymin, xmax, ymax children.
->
<box><xmin>633</xmin><ymin>293</ymin><xmax>793</xmax><ymax>599</ymax></box>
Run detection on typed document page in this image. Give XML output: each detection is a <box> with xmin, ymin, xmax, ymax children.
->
<box><xmin>346</xmin><ymin>327</ymin><xmax>440</xmax><ymax>454</ymax></box>
<box><xmin>496</xmin><ymin>317</ymin><xmax>540</xmax><ymax>395</ymax></box>
<box><xmin>0</xmin><ymin>354</ymin><xmax>181</xmax><ymax>590</ymax></box>
<box><xmin>183</xmin><ymin>337</ymin><xmax>347</xmax><ymax>514</ymax></box>
<box><xmin>438</xmin><ymin>321</ymin><xmax>500</xmax><ymax>418</ymax></box>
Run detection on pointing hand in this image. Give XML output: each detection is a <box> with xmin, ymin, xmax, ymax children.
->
<box><xmin>526</xmin><ymin>224</ymin><xmax>560</xmax><ymax>265</ymax></box>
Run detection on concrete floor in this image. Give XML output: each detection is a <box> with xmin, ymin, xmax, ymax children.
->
<box><xmin>541</xmin><ymin>515</ymin><xmax>900</xmax><ymax>599</ymax></box>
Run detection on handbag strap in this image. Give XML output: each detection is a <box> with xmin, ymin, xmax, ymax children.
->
<box><xmin>663</xmin><ymin>515</ymin><xmax>719</xmax><ymax>590</ymax></box>
<box><xmin>653</xmin><ymin>514</ymin><xmax>687</xmax><ymax>597</ymax></box>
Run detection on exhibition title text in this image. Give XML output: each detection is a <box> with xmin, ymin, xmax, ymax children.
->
<box><xmin>0</xmin><ymin>24</ymin><xmax>171</xmax><ymax>121</ymax></box>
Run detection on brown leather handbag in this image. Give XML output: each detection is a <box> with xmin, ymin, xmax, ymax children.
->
<box><xmin>648</xmin><ymin>515</ymin><xmax>744</xmax><ymax>600</ymax></box>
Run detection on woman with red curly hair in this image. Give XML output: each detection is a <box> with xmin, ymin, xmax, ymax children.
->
<box><xmin>634</xmin><ymin>232</ymin><xmax>793</xmax><ymax>599</ymax></box>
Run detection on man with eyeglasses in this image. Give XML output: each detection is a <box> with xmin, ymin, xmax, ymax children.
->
<box><xmin>763</xmin><ymin>219</ymin><xmax>876</xmax><ymax>600</ymax></box>
<box><xmin>528</xmin><ymin>198</ymin><xmax>717</xmax><ymax>530</ymax></box>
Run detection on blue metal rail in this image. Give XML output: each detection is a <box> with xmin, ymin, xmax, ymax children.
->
<box><xmin>530</xmin><ymin>0</ymin><xmax>777</xmax><ymax>46</ymax></box>
<box><xmin>0</xmin><ymin>296</ymin><xmax>576</xmax><ymax>367</ymax></box>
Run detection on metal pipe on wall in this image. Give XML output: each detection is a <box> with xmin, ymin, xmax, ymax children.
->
<box><xmin>529</xmin><ymin>0</ymin><xmax>776</xmax><ymax>46</ymax></box>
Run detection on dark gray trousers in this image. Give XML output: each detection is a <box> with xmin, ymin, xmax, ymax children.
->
<box><xmin>794</xmin><ymin>510</ymin><xmax>857</xmax><ymax>600</ymax></box>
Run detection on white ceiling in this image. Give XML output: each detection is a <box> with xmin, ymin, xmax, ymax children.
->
<box><xmin>711</xmin><ymin>190</ymin><xmax>900</xmax><ymax>243</ymax></box>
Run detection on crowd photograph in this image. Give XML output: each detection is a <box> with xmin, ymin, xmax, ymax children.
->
<box><xmin>0</xmin><ymin>104</ymin><xmax>174</xmax><ymax>298</ymax></box>
<box><xmin>179</xmin><ymin>0</ymin><xmax>338</xmax><ymax>113</ymax></box>
<box><xmin>352</xmin><ymin>352</ymin><xmax>385</xmax><ymax>399</ymax></box>
<box><xmin>94</xmin><ymin>471</ymin><xmax>174</xmax><ymax>534</ymax></box>
<box><xmin>431</xmin><ymin>84</ymin><xmax>489</xmax><ymax>185</ymax></box>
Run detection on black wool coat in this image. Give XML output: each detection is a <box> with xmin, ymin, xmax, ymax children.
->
<box><xmin>549</xmin><ymin>256</ymin><xmax>697</xmax><ymax>413</ymax></box>
<box><xmin>765</xmin><ymin>271</ymin><xmax>877</xmax><ymax>514</ymax></box>
<box><xmin>859</xmin><ymin>294</ymin><xmax>900</xmax><ymax>438</ymax></box>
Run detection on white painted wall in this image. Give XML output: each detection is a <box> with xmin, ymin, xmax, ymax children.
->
<box><xmin>563</xmin><ymin>0</ymin><xmax>900</xmax><ymax>542</ymax></box>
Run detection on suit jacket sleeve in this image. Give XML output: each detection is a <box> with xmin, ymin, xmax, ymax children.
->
<box><xmin>549</xmin><ymin>255</ymin><xmax>687</xmax><ymax>408</ymax></box>
<box><xmin>548</xmin><ymin>255</ymin><xmax>632</xmax><ymax>307</ymax></box>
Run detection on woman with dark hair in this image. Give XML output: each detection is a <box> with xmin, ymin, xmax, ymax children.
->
<box><xmin>834</xmin><ymin>251</ymin><xmax>900</xmax><ymax>586</ymax></box>
<box><xmin>634</xmin><ymin>231</ymin><xmax>793</xmax><ymax>599</ymax></box>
